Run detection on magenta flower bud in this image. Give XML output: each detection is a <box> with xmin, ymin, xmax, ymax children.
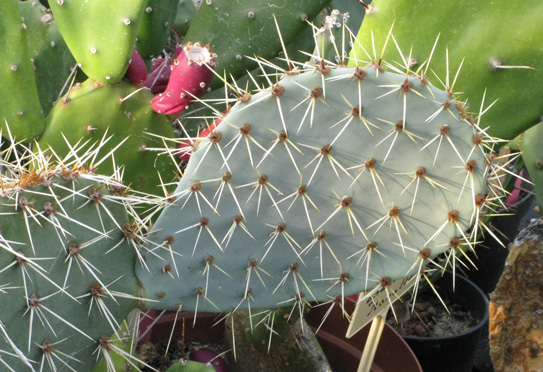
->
<box><xmin>189</xmin><ymin>348</ymin><xmax>228</xmax><ymax>372</ymax></box>
<box><xmin>151</xmin><ymin>42</ymin><xmax>216</xmax><ymax>115</ymax></box>
<box><xmin>143</xmin><ymin>57</ymin><xmax>172</xmax><ymax>94</ymax></box>
<box><xmin>125</xmin><ymin>48</ymin><xmax>148</xmax><ymax>85</ymax></box>
<box><xmin>151</xmin><ymin>57</ymin><xmax>167</xmax><ymax>72</ymax></box>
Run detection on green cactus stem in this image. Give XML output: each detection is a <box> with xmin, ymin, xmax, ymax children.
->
<box><xmin>136</xmin><ymin>0</ymin><xmax>180</xmax><ymax>59</ymax></box>
<box><xmin>18</xmin><ymin>1</ymin><xmax>76</xmax><ymax>116</ymax></box>
<box><xmin>173</xmin><ymin>0</ymin><xmax>198</xmax><ymax>36</ymax></box>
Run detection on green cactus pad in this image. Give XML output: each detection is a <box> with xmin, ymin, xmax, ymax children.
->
<box><xmin>0</xmin><ymin>163</ymin><xmax>139</xmax><ymax>371</ymax></box>
<box><xmin>519</xmin><ymin>121</ymin><xmax>543</xmax><ymax>213</ymax></box>
<box><xmin>48</xmin><ymin>0</ymin><xmax>147</xmax><ymax>84</ymax></box>
<box><xmin>351</xmin><ymin>0</ymin><xmax>543</xmax><ymax>142</ymax></box>
<box><xmin>0</xmin><ymin>0</ymin><xmax>45</xmax><ymax>141</ymax></box>
<box><xmin>174</xmin><ymin>0</ymin><xmax>198</xmax><ymax>36</ymax></box>
<box><xmin>137</xmin><ymin>58</ymin><xmax>491</xmax><ymax>312</ymax></box>
<box><xmin>38</xmin><ymin>78</ymin><xmax>178</xmax><ymax>195</ymax></box>
<box><xmin>136</xmin><ymin>0</ymin><xmax>179</xmax><ymax>59</ymax></box>
<box><xmin>184</xmin><ymin>0</ymin><xmax>331</xmax><ymax>90</ymax></box>
<box><xmin>18</xmin><ymin>1</ymin><xmax>77</xmax><ymax>116</ymax></box>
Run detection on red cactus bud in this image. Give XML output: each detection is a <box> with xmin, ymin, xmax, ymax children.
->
<box><xmin>198</xmin><ymin>117</ymin><xmax>221</xmax><ymax>138</ymax></box>
<box><xmin>151</xmin><ymin>42</ymin><xmax>216</xmax><ymax>115</ymax></box>
<box><xmin>124</xmin><ymin>48</ymin><xmax>147</xmax><ymax>85</ymax></box>
<box><xmin>177</xmin><ymin>117</ymin><xmax>221</xmax><ymax>161</ymax></box>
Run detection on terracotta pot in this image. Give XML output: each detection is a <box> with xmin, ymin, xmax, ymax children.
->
<box><xmin>305</xmin><ymin>302</ymin><xmax>423</xmax><ymax>372</ymax></box>
<box><xmin>149</xmin><ymin>304</ymin><xmax>422</xmax><ymax>372</ymax></box>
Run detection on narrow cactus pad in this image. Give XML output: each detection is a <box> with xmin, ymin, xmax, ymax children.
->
<box><xmin>18</xmin><ymin>1</ymin><xmax>76</xmax><ymax>116</ymax></box>
<box><xmin>136</xmin><ymin>0</ymin><xmax>180</xmax><ymax>59</ymax></box>
<box><xmin>48</xmin><ymin>0</ymin><xmax>147</xmax><ymax>83</ymax></box>
<box><xmin>173</xmin><ymin>0</ymin><xmax>198</xmax><ymax>36</ymax></box>
<box><xmin>0</xmin><ymin>0</ymin><xmax>46</xmax><ymax>141</ymax></box>
<box><xmin>0</xmin><ymin>161</ymin><xmax>139</xmax><ymax>371</ymax></box>
<box><xmin>137</xmin><ymin>60</ymin><xmax>492</xmax><ymax>312</ymax></box>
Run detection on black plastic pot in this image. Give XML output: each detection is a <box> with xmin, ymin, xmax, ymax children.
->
<box><xmin>466</xmin><ymin>192</ymin><xmax>537</xmax><ymax>294</ymax></box>
<box><xmin>400</xmin><ymin>271</ymin><xmax>489</xmax><ymax>372</ymax></box>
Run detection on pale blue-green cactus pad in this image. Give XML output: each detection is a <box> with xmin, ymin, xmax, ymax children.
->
<box><xmin>138</xmin><ymin>63</ymin><xmax>489</xmax><ymax>312</ymax></box>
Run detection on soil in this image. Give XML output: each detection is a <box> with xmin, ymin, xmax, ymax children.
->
<box><xmin>386</xmin><ymin>292</ymin><xmax>479</xmax><ymax>338</ymax></box>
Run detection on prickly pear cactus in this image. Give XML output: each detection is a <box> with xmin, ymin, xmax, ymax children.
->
<box><xmin>38</xmin><ymin>78</ymin><xmax>178</xmax><ymax>195</ymax></box>
<box><xmin>137</xmin><ymin>49</ymin><xmax>493</xmax><ymax>311</ymax></box>
<box><xmin>0</xmin><ymin>153</ymin><xmax>140</xmax><ymax>371</ymax></box>
<box><xmin>0</xmin><ymin>0</ymin><xmax>46</xmax><ymax>141</ymax></box>
<box><xmin>48</xmin><ymin>0</ymin><xmax>148</xmax><ymax>84</ymax></box>
<box><xmin>173</xmin><ymin>0</ymin><xmax>198</xmax><ymax>36</ymax></box>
